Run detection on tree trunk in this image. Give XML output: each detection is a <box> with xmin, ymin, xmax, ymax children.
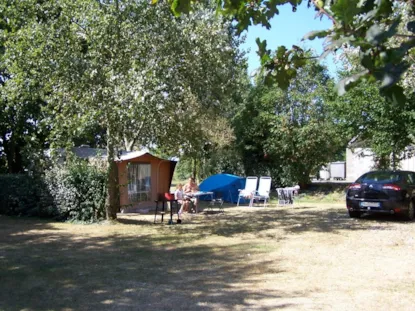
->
<box><xmin>123</xmin><ymin>137</ymin><xmax>135</xmax><ymax>152</ymax></box>
<box><xmin>3</xmin><ymin>137</ymin><xmax>24</xmax><ymax>173</ymax></box>
<box><xmin>375</xmin><ymin>154</ymin><xmax>390</xmax><ymax>170</ymax></box>
<box><xmin>391</xmin><ymin>150</ymin><xmax>399</xmax><ymax>170</ymax></box>
<box><xmin>192</xmin><ymin>157</ymin><xmax>197</xmax><ymax>180</ymax></box>
<box><xmin>299</xmin><ymin>168</ymin><xmax>311</xmax><ymax>187</ymax></box>
<box><xmin>105</xmin><ymin>126</ymin><xmax>120</xmax><ymax>220</ymax></box>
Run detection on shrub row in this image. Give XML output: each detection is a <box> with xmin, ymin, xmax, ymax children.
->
<box><xmin>0</xmin><ymin>160</ymin><xmax>107</xmax><ymax>222</ymax></box>
<box><xmin>0</xmin><ymin>174</ymin><xmax>46</xmax><ymax>216</ymax></box>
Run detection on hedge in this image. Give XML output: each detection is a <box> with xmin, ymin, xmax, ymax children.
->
<box><xmin>0</xmin><ymin>174</ymin><xmax>48</xmax><ymax>216</ymax></box>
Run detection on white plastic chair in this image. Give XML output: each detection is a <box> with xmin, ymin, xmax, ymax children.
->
<box><xmin>253</xmin><ymin>176</ymin><xmax>272</xmax><ymax>207</ymax></box>
<box><xmin>237</xmin><ymin>176</ymin><xmax>258</xmax><ymax>206</ymax></box>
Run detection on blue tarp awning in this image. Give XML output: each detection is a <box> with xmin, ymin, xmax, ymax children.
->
<box><xmin>199</xmin><ymin>174</ymin><xmax>246</xmax><ymax>203</ymax></box>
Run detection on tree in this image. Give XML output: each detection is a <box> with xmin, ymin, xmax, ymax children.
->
<box><xmin>163</xmin><ymin>0</ymin><xmax>415</xmax><ymax>176</ymax></box>
<box><xmin>165</xmin><ymin>0</ymin><xmax>415</xmax><ymax>103</ymax></box>
<box><xmin>331</xmin><ymin>3</ymin><xmax>415</xmax><ymax>169</ymax></box>
<box><xmin>331</xmin><ymin>72</ymin><xmax>415</xmax><ymax>169</ymax></box>
<box><xmin>147</xmin><ymin>2</ymin><xmax>247</xmax><ymax>180</ymax></box>
<box><xmin>234</xmin><ymin>60</ymin><xmax>345</xmax><ymax>186</ymax></box>
<box><xmin>171</xmin><ymin>114</ymin><xmax>244</xmax><ymax>181</ymax></box>
<box><xmin>0</xmin><ymin>0</ymin><xmax>50</xmax><ymax>173</ymax></box>
<box><xmin>5</xmin><ymin>0</ymin><xmax>244</xmax><ymax>219</ymax></box>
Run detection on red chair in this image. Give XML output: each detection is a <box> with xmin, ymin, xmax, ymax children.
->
<box><xmin>164</xmin><ymin>193</ymin><xmax>175</xmax><ymax>201</ymax></box>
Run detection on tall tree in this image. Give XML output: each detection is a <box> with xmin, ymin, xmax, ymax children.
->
<box><xmin>165</xmin><ymin>0</ymin><xmax>415</xmax><ymax>104</ymax></box>
<box><xmin>5</xmin><ymin>0</ymin><xmax>244</xmax><ymax>219</ymax></box>
<box><xmin>332</xmin><ymin>2</ymin><xmax>415</xmax><ymax>169</ymax></box>
<box><xmin>331</xmin><ymin>73</ymin><xmax>415</xmax><ymax>169</ymax></box>
<box><xmin>0</xmin><ymin>0</ymin><xmax>50</xmax><ymax>173</ymax></box>
<box><xmin>234</xmin><ymin>61</ymin><xmax>344</xmax><ymax>186</ymax></box>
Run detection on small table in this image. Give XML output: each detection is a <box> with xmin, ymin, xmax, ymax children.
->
<box><xmin>184</xmin><ymin>191</ymin><xmax>214</xmax><ymax>213</ymax></box>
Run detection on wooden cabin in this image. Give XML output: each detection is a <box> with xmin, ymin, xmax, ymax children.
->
<box><xmin>58</xmin><ymin>147</ymin><xmax>177</xmax><ymax>212</ymax></box>
<box><xmin>116</xmin><ymin>151</ymin><xmax>177</xmax><ymax>212</ymax></box>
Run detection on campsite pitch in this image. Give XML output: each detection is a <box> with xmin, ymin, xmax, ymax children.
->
<box><xmin>1</xmin><ymin>203</ymin><xmax>414</xmax><ymax>310</ymax></box>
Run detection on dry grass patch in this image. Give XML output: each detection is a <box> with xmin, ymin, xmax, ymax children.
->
<box><xmin>1</xmin><ymin>203</ymin><xmax>414</xmax><ymax>311</ymax></box>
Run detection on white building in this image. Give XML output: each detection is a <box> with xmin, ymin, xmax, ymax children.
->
<box><xmin>346</xmin><ymin>147</ymin><xmax>415</xmax><ymax>181</ymax></box>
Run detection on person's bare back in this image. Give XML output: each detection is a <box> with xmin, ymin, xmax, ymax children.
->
<box><xmin>183</xmin><ymin>177</ymin><xmax>199</xmax><ymax>212</ymax></box>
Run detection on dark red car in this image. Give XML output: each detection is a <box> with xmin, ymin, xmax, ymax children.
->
<box><xmin>346</xmin><ymin>170</ymin><xmax>415</xmax><ymax>220</ymax></box>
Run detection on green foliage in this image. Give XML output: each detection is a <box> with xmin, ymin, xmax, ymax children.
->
<box><xmin>200</xmin><ymin>145</ymin><xmax>245</xmax><ymax>178</ymax></box>
<box><xmin>259</xmin><ymin>44</ymin><xmax>308</xmax><ymax>90</ymax></box>
<box><xmin>0</xmin><ymin>174</ymin><xmax>48</xmax><ymax>216</ymax></box>
<box><xmin>4</xmin><ymin>0</ymin><xmax>244</xmax><ymax>153</ymax></box>
<box><xmin>44</xmin><ymin>160</ymin><xmax>107</xmax><ymax>222</ymax></box>
<box><xmin>332</xmin><ymin>74</ymin><xmax>415</xmax><ymax>168</ymax></box>
<box><xmin>175</xmin><ymin>144</ymin><xmax>245</xmax><ymax>181</ymax></box>
<box><xmin>0</xmin><ymin>0</ymin><xmax>49</xmax><ymax>174</ymax></box>
<box><xmin>3</xmin><ymin>0</ymin><xmax>246</xmax><ymax>219</ymax></box>
<box><xmin>234</xmin><ymin>60</ymin><xmax>346</xmax><ymax>186</ymax></box>
<box><xmin>0</xmin><ymin>161</ymin><xmax>107</xmax><ymax>222</ymax></box>
<box><xmin>165</xmin><ymin>0</ymin><xmax>415</xmax><ymax>105</ymax></box>
<box><xmin>175</xmin><ymin>158</ymin><xmax>194</xmax><ymax>181</ymax></box>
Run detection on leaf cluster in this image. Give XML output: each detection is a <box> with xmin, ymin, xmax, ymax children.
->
<box><xmin>234</xmin><ymin>61</ymin><xmax>345</xmax><ymax>185</ymax></box>
<box><xmin>164</xmin><ymin>0</ymin><xmax>415</xmax><ymax>105</ymax></box>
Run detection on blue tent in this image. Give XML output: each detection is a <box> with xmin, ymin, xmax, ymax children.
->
<box><xmin>199</xmin><ymin>174</ymin><xmax>246</xmax><ymax>203</ymax></box>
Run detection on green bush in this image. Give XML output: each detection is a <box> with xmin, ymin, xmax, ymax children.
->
<box><xmin>0</xmin><ymin>160</ymin><xmax>107</xmax><ymax>222</ymax></box>
<box><xmin>44</xmin><ymin>160</ymin><xmax>107</xmax><ymax>222</ymax></box>
<box><xmin>0</xmin><ymin>174</ymin><xmax>45</xmax><ymax>216</ymax></box>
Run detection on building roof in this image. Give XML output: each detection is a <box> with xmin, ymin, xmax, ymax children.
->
<box><xmin>117</xmin><ymin>150</ymin><xmax>148</xmax><ymax>161</ymax></box>
<box><xmin>116</xmin><ymin>150</ymin><xmax>176</xmax><ymax>162</ymax></box>
<box><xmin>71</xmin><ymin>147</ymin><xmax>108</xmax><ymax>159</ymax></box>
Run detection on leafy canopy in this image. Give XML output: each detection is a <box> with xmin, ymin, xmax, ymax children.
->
<box><xmin>160</xmin><ymin>0</ymin><xmax>415</xmax><ymax>103</ymax></box>
<box><xmin>4</xmin><ymin>0</ymin><xmax>245</xmax><ymax>219</ymax></box>
<box><xmin>234</xmin><ymin>60</ymin><xmax>345</xmax><ymax>185</ymax></box>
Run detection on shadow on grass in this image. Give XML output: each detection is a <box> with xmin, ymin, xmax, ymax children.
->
<box><xmin>0</xmin><ymin>215</ymin><xmax>302</xmax><ymax>311</ymax></box>
<box><xmin>171</xmin><ymin>205</ymin><xmax>399</xmax><ymax>239</ymax></box>
<box><xmin>1</xmin><ymin>204</ymin><xmax>409</xmax><ymax>311</ymax></box>
<box><xmin>116</xmin><ymin>216</ymin><xmax>156</xmax><ymax>226</ymax></box>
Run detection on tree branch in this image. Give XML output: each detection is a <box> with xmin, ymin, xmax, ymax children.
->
<box><xmin>395</xmin><ymin>34</ymin><xmax>415</xmax><ymax>38</ymax></box>
<box><xmin>314</xmin><ymin>1</ymin><xmax>338</xmax><ymax>26</ymax></box>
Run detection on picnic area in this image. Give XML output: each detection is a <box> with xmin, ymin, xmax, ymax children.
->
<box><xmin>2</xmin><ymin>1</ymin><xmax>415</xmax><ymax>310</ymax></box>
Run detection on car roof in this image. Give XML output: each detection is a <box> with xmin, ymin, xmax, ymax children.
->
<box><xmin>365</xmin><ymin>170</ymin><xmax>415</xmax><ymax>174</ymax></box>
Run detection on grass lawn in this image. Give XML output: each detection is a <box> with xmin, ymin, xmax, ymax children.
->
<box><xmin>1</xmin><ymin>202</ymin><xmax>415</xmax><ymax>311</ymax></box>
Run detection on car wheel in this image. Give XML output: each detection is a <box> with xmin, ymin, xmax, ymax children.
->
<box><xmin>349</xmin><ymin>211</ymin><xmax>361</xmax><ymax>219</ymax></box>
<box><xmin>406</xmin><ymin>201</ymin><xmax>414</xmax><ymax>221</ymax></box>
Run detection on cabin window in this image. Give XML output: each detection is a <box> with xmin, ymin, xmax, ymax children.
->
<box><xmin>128</xmin><ymin>163</ymin><xmax>151</xmax><ymax>202</ymax></box>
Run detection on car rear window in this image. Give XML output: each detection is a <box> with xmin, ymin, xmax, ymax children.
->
<box><xmin>358</xmin><ymin>172</ymin><xmax>401</xmax><ymax>183</ymax></box>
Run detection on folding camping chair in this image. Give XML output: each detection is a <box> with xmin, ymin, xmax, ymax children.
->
<box><xmin>252</xmin><ymin>176</ymin><xmax>272</xmax><ymax>207</ymax></box>
<box><xmin>205</xmin><ymin>191</ymin><xmax>224</xmax><ymax>214</ymax></box>
<box><xmin>276</xmin><ymin>186</ymin><xmax>300</xmax><ymax>206</ymax></box>
<box><xmin>237</xmin><ymin>176</ymin><xmax>258</xmax><ymax>206</ymax></box>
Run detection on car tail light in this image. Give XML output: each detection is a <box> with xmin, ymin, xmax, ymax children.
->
<box><xmin>382</xmin><ymin>184</ymin><xmax>401</xmax><ymax>191</ymax></box>
<box><xmin>348</xmin><ymin>183</ymin><xmax>361</xmax><ymax>190</ymax></box>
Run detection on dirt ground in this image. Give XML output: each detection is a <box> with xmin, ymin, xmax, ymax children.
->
<box><xmin>1</xmin><ymin>202</ymin><xmax>414</xmax><ymax>311</ymax></box>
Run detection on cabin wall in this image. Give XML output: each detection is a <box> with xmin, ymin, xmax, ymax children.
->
<box><xmin>117</xmin><ymin>155</ymin><xmax>175</xmax><ymax>211</ymax></box>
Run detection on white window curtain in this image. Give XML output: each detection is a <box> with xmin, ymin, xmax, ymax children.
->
<box><xmin>128</xmin><ymin>163</ymin><xmax>151</xmax><ymax>202</ymax></box>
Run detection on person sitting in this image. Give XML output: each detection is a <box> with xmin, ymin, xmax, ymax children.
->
<box><xmin>183</xmin><ymin>177</ymin><xmax>199</xmax><ymax>213</ymax></box>
<box><xmin>175</xmin><ymin>183</ymin><xmax>186</xmax><ymax>217</ymax></box>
